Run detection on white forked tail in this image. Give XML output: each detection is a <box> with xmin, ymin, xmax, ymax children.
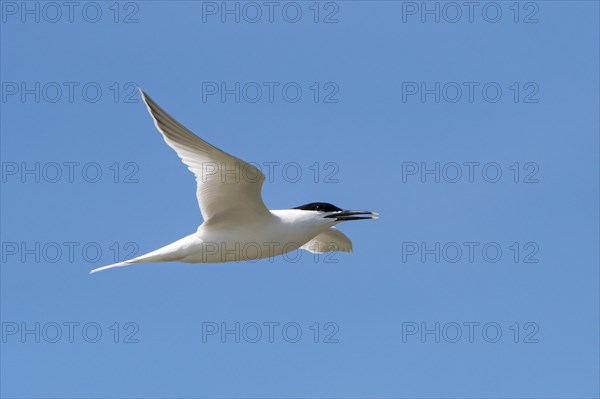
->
<box><xmin>89</xmin><ymin>235</ymin><xmax>194</xmax><ymax>274</ymax></box>
<box><xmin>89</xmin><ymin>259</ymin><xmax>140</xmax><ymax>274</ymax></box>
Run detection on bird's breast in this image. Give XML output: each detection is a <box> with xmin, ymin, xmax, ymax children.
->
<box><xmin>187</xmin><ymin>218</ymin><xmax>323</xmax><ymax>263</ymax></box>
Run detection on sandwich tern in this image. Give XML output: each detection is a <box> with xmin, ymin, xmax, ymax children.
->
<box><xmin>90</xmin><ymin>89</ymin><xmax>377</xmax><ymax>273</ymax></box>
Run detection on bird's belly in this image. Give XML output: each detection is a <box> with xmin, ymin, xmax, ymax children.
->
<box><xmin>183</xmin><ymin>228</ymin><xmax>319</xmax><ymax>263</ymax></box>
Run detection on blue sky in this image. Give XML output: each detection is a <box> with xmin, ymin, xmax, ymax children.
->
<box><xmin>1</xmin><ymin>1</ymin><xmax>599</xmax><ymax>398</ymax></box>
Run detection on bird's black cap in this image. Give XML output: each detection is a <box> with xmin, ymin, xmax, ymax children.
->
<box><xmin>293</xmin><ymin>202</ymin><xmax>342</xmax><ymax>212</ymax></box>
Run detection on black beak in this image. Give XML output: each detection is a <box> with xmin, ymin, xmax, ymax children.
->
<box><xmin>324</xmin><ymin>210</ymin><xmax>379</xmax><ymax>222</ymax></box>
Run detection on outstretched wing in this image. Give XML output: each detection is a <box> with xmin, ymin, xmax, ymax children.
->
<box><xmin>301</xmin><ymin>227</ymin><xmax>353</xmax><ymax>253</ymax></box>
<box><xmin>140</xmin><ymin>89</ymin><xmax>270</xmax><ymax>226</ymax></box>
<box><xmin>140</xmin><ymin>89</ymin><xmax>270</xmax><ymax>225</ymax></box>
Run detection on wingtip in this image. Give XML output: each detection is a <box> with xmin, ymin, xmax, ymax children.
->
<box><xmin>138</xmin><ymin>86</ymin><xmax>147</xmax><ymax>100</ymax></box>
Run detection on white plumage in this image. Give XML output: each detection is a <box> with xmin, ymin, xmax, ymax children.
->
<box><xmin>90</xmin><ymin>89</ymin><xmax>376</xmax><ymax>273</ymax></box>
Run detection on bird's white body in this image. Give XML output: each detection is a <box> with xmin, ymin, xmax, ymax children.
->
<box><xmin>90</xmin><ymin>89</ymin><xmax>375</xmax><ymax>273</ymax></box>
<box><xmin>135</xmin><ymin>210</ymin><xmax>335</xmax><ymax>265</ymax></box>
<box><xmin>192</xmin><ymin>209</ymin><xmax>335</xmax><ymax>262</ymax></box>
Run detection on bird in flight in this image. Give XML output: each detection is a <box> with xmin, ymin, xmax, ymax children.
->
<box><xmin>90</xmin><ymin>89</ymin><xmax>377</xmax><ymax>273</ymax></box>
